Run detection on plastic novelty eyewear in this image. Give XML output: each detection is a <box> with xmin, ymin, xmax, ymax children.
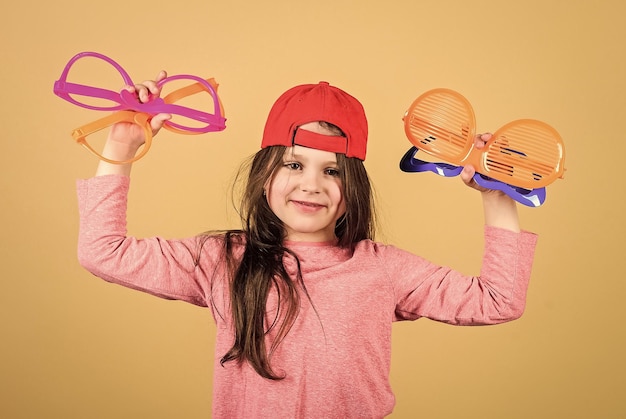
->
<box><xmin>54</xmin><ymin>51</ymin><xmax>226</xmax><ymax>164</ymax></box>
<box><xmin>399</xmin><ymin>88</ymin><xmax>566</xmax><ymax>207</ymax></box>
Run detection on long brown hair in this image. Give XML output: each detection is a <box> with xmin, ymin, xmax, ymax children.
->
<box><xmin>216</xmin><ymin>126</ymin><xmax>376</xmax><ymax>380</ymax></box>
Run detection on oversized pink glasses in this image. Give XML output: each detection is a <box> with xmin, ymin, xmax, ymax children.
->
<box><xmin>53</xmin><ymin>51</ymin><xmax>226</xmax><ymax>164</ymax></box>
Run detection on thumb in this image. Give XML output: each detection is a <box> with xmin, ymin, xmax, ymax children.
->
<box><xmin>460</xmin><ymin>165</ymin><xmax>475</xmax><ymax>184</ymax></box>
<box><xmin>150</xmin><ymin>113</ymin><xmax>172</xmax><ymax>133</ymax></box>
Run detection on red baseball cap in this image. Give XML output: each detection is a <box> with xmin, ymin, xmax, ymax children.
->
<box><xmin>261</xmin><ymin>81</ymin><xmax>368</xmax><ymax>160</ymax></box>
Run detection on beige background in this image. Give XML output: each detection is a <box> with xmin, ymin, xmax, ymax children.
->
<box><xmin>2</xmin><ymin>0</ymin><xmax>624</xmax><ymax>418</ymax></box>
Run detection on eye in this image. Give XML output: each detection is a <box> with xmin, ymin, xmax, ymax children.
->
<box><xmin>284</xmin><ymin>162</ymin><xmax>302</xmax><ymax>170</ymax></box>
<box><xmin>325</xmin><ymin>167</ymin><xmax>340</xmax><ymax>177</ymax></box>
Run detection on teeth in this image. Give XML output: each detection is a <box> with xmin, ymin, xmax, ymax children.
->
<box><xmin>298</xmin><ymin>201</ymin><xmax>320</xmax><ymax>207</ymax></box>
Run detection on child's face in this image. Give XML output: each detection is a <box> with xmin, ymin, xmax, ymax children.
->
<box><xmin>266</xmin><ymin>124</ymin><xmax>346</xmax><ymax>242</ymax></box>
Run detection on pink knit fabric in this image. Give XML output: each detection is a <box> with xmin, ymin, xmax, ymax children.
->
<box><xmin>77</xmin><ymin>175</ymin><xmax>537</xmax><ymax>418</ymax></box>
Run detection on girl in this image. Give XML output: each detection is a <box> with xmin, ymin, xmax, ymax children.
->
<box><xmin>76</xmin><ymin>72</ymin><xmax>537</xmax><ymax>418</ymax></box>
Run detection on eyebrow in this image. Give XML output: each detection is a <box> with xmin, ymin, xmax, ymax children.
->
<box><xmin>283</xmin><ymin>148</ymin><xmax>339</xmax><ymax>165</ymax></box>
<box><xmin>285</xmin><ymin>152</ymin><xmax>338</xmax><ymax>166</ymax></box>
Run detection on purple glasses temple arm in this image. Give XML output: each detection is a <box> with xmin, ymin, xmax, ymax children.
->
<box><xmin>399</xmin><ymin>146</ymin><xmax>547</xmax><ymax>207</ymax></box>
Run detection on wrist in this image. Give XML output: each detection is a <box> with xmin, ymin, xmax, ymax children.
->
<box><xmin>102</xmin><ymin>138</ymin><xmax>143</xmax><ymax>160</ymax></box>
<box><xmin>94</xmin><ymin>139</ymin><xmax>140</xmax><ymax>177</ymax></box>
<box><xmin>482</xmin><ymin>191</ymin><xmax>520</xmax><ymax>232</ymax></box>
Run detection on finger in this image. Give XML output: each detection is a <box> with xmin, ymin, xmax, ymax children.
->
<box><xmin>474</xmin><ymin>132</ymin><xmax>493</xmax><ymax>149</ymax></box>
<box><xmin>155</xmin><ymin>70</ymin><xmax>167</xmax><ymax>82</ymax></box>
<box><xmin>461</xmin><ymin>165</ymin><xmax>479</xmax><ymax>189</ymax></box>
<box><xmin>135</xmin><ymin>80</ymin><xmax>160</xmax><ymax>103</ymax></box>
<box><xmin>461</xmin><ymin>165</ymin><xmax>490</xmax><ymax>192</ymax></box>
<box><xmin>141</xmin><ymin>71</ymin><xmax>167</xmax><ymax>95</ymax></box>
<box><xmin>460</xmin><ymin>165</ymin><xmax>476</xmax><ymax>185</ymax></box>
<box><xmin>150</xmin><ymin>113</ymin><xmax>172</xmax><ymax>133</ymax></box>
<box><xmin>124</xmin><ymin>70</ymin><xmax>167</xmax><ymax>102</ymax></box>
<box><xmin>136</xmin><ymin>72</ymin><xmax>167</xmax><ymax>102</ymax></box>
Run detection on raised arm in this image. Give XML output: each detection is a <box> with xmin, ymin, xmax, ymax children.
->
<box><xmin>391</xmin><ymin>133</ymin><xmax>536</xmax><ymax>325</ymax></box>
<box><xmin>76</xmin><ymin>70</ymin><xmax>217</xmax><ymax>307</ymax></box>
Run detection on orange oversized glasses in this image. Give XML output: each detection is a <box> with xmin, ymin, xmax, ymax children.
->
<box><xmin>400</xmin><ymin>88</ymin><xmax>566</xmax><ymax>206</ymax></box>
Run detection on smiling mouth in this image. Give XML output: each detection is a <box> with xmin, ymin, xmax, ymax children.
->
<box><xmin>292</xmin><ymin>200</ymin><xmax>325</xmax><ymax>209</ymax></box>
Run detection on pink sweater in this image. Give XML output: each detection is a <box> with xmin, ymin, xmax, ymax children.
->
<box><xmin>77</xmin><ymin>175</ymin><xmax>537</xmax><ymax>418</ymax></box>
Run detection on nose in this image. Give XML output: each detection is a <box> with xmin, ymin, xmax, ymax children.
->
<box><xmin>299</xmin><ymin>169</ymin><xmax>321</xmax><ymax>193</ymax></box>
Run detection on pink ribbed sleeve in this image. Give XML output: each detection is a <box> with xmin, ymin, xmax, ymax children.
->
<box><xmin>387</xmin><ymin>227</ymin><xmax>538</xmax><ymax>325</ymax></box>
<box><xmin>76</xmin><ymin>175</ymin><xmax>218</xmax><ymax>307</ymax></box>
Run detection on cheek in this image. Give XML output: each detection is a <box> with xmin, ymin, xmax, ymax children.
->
<box><xmin>332</xmin><ymin>183</ymin><xmax>347</xmax><ymax>214</ymax></box>
<box><xmin>265</xmin><ymin>184</ymin><xmax>279</xmax><ymax>209</ymax></box>
<box><xmin>266</xmin><ymin>173</ymin><xmax>292</xmax><ymax>205</ymax></box>
<box><xmin>338</xmin><ymin>197</ymin><xmax>347</xmax><ymax>216</ymax></box>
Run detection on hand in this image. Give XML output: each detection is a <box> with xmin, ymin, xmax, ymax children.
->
<box><xmin>460</xmin><ymin>133</ymin><xmax>520</xmax><ymax>231</ymax></box>
<box><xmin>95</xmin><ymin>70</ymin><xmax>172</xmax><ymax>176</ymax></box>
<box><xmin>107</xmin><ymin>70</ymin><xmax>172</xmax><ymax>151</ymax></box>
<box><xmin>460</xmin><ymin>133</ymin><xmax>499</xmax><ymax>195</ymax></box>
